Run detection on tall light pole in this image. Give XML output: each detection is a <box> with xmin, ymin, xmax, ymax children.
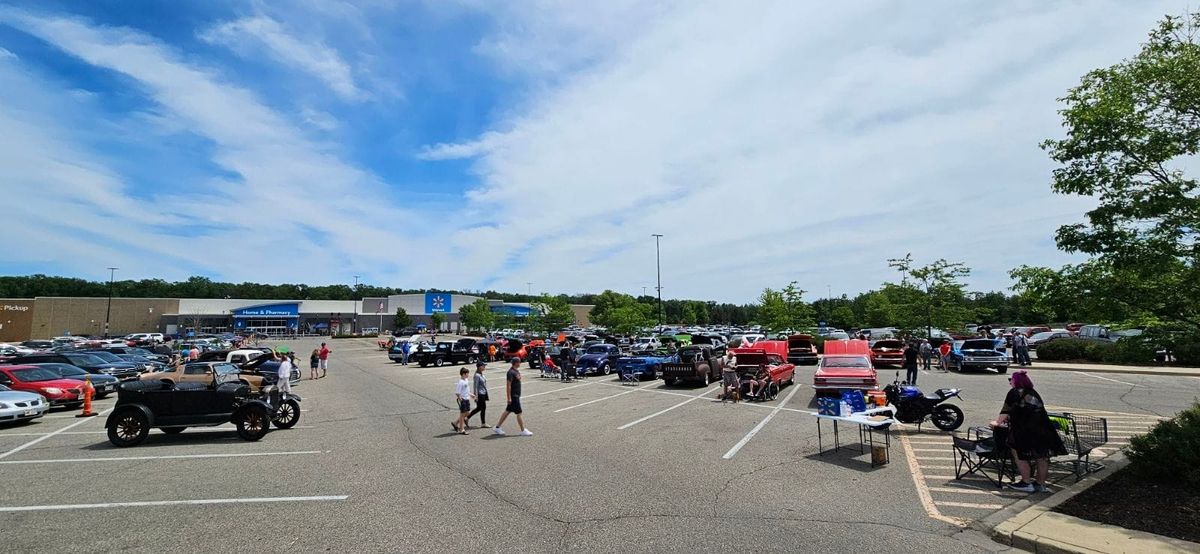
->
<box><xmin>104</xmin><ymin>267</ymin><xmax>118</xmax><ymax>338</ymax></box>
<box><xmin>651</xmin><ymin>234</ymin><xmax>663</xmax><ymax>328</ymax></box>
<box><xmin>642</xmin><ymin>286</ymin><xmax>647</xmax><ymax>298</ymax></box>
<box><xmin>352</xmin><ymin>275</ymin><xmax>361</xmax><ymax>334</ymax></box>
<box><xmin>526</xmin><ymin>282</ymin><xmax>532</xmax><ymax>297</ymax></box>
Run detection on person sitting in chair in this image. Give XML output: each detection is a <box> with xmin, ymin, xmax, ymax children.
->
<box><xmin>746</xmin><ymin>365</ymin><xmax>770</xmax><ymax>398</ymax></box>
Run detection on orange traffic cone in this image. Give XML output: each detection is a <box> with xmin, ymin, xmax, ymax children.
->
<box><xmin>76</xmin><ymin>376</ymin><xmax>98</xmax><ymax>418</ymax></box>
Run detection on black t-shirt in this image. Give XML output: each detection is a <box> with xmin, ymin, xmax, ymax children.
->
<box><xmin>903</xmin><ymin>347</ymin><xmax>919</xmax><ymax>365</ymax></box>
<box><xmin>507</xmin><ymin>368</ymin><xmax>522</xmax><ymax>396</ymax></box>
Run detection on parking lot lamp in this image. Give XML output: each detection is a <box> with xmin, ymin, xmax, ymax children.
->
<box><xmin>104</xmin><ymin>267</ymin><xmax>118</xmax><ymax>338</ymax></box>
<box><xmin>352</xmin><ymin>275</ymin><xmax>361</xmax><ymax>334</ymax></box>
<box><xmin>652</xmin><ymin>234</ymin><xmax>663</xmax><ymax>327</ymax></box>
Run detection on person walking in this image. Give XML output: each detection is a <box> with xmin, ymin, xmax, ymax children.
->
<box><xmin>317</xmin><ymin>342</ymin><xmax>332</xmax><ymax>378</ymax></box>
<box><xmin>919</xmin><ymin>339</ymin><xmax>933</xmax><ymax>371</ymax></box>
<box><xmin>452</xmin><ymin>367</ymin><xmax>473</xmax><ymax>435</ymax></box>
<box><xmin>903</xmin><ymin>341</ymin><xmax>920</xmax><ymax>385</ymax></box>
<box><xmin>937</xmin><ymin>340</ymin><xmax>952</xmax><ymax>371</ymax></box>
<box><xmin>466</xmin><ymin>361</ymin><xmax>489</xmax><ymax>428</ymax></box>
<box><xmin>276</xmin><ymin>351</ymin><xmax>294</xmax><ymax>395</ymax></box>
<box><xmin>1013</xmin><ymin>332</ymin><xmax>1032</xmax><ymax>367</ymax></box>
<box><xmin>993</xmin><ymin>370</ymin><xmax>1066</xmax><ymax>493</ymax></box>
<box><xmin>487</xmin><ymin>343</ymin><xmax>497</xmax><ymax>363</ymax></box>
<box><xmin>492</xmin><ymin>358</ymin><xmax>533</xmax><ymax>436</ymax></box>
<box><xmin>308</xmin><ymin>348</ymin><xmax>320</xmax><ymax>380</ymax></box>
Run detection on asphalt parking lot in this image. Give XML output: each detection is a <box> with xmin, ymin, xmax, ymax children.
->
<box><xmin>2</xmin><ymin>338</ymin><xmax>1197</xmax><ymax>553</ymax></box>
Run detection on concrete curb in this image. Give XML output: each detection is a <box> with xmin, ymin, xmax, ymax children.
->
<box><xmin>1026</xmin><ymin>364</ymin><xmax>1200</xmax><ymax>378</ymax></box>
<box><xmin>983</xmin><ymin>452</ymin><xmax>1200</xmax><ymax>553</ymax></box>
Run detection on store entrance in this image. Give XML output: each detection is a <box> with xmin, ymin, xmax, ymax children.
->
<box><xmin>240</xmin><ymin>318</ymin><xmax>295</xmax><ymax>336</ymax></box>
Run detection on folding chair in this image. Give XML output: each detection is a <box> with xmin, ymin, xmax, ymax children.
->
<box><xmin>620</xmin><ymin>368</ymin><xmax>639</xmax><ymax>386</ymax></box>
<box><xmin>952</xmin><ymin>426</ymin><xmax>1015</xmax><ymax>488</ymax></box>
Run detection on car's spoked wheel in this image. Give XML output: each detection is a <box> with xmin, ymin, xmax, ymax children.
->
<box><xmin>108</xmin><ymin>410</ymin><xmax>149</xmax><ymax>447</ymax></box>
<box><xmin>272</xmin><ymin>399</ymin><xmax>301</xmax><ymax>429</ymax></box>
<box><xmin>236</xmin><ymin>406</ymin><xmax>271</xmax><ymax>441</ymax></box>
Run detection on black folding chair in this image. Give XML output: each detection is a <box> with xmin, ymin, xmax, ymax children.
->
<box><xmin>953</xmin><ymin>426</ymin><xmax>1015</xmax><ymax>488</ymax></box>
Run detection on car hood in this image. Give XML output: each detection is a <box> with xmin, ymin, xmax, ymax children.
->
<box><xmin>0</xmin><ymin>390</ymin><xmax>45</xmax><ymax>402</ymax></box>
<box><xmin>618</xmin><ymin>355</ymin><xmax>672</xmax><ymax>365</ymax></box>
<box><xmin>577</xmin><ymin>353</ymin><xmax>610</xmax><ymax>363</ymax></box>
<box><xmin>19</xmin><ymin>378</ymin><xmax>85</xmax><ymax>389</ymax></box>
<box><xmin>959</xmin><ymin>348</ymin><xmax>1003</xmax><ymax>355</ymax></box>
<box><xmin>92</xmin><ymin>363</ymin><xmax>140</xmax><ymax>370</ymax></box>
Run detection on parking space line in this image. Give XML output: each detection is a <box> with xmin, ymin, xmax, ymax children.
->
<box><xmin>0</xmin><ymin>495</ymin><xmax>350</xmax><ymax>512</ymax></box>
<box><xmin>898</xmin><ymin>432</ymin><xmax>969</xmax><ymax>527</ymax></box>
<box><xmin>1078</xmin><ymin>373</ymin><xmax>1137</xmax><ymax>387</ymax></box>
<box><xmin>0</xmin><ymin>450</ymin><xmax>328</xmax><ymax>465</ymax></box>
<box><xmin>721</xmin><ymin>381</ymin><xmax>803</xmax><ymax>460</ymax></box>
<box><xmin>910</xmin><ymin>448</ymin><xmax>949</xmax><ymax>452</ymax></box>
<box><xmin>523</xmin><ymin>381</ymin><xmax>598</xmax><ymax>398</ymax></box>
<box><xmin>934</xmin><ymin>500</ymin><xmax>1004</xmax><ymax>510</ymax></box>
<box><xmin>0</xmin><ymin>425</ymin><xmax>315</xmax><ymax>438</ymax></box>
<box><xmin>618</xmin><ymin>387</ymin><xmax>717</xmax><ymax>430</ymax></box>
<box><xmin>0</xmin><ymin>407</ymin><xmax>113</xmax><ymax>461</ymax></box>
<box><xmin>927</xmin><ymin>487</ymin><xmax>1024</xmax><ymax>498</ymax></box>
<box><xmin>553</xmin><ymin>389</ymin><xmax>639</xmax><ymax>413</ymax></box>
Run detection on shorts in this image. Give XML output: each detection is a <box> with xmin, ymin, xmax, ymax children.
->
<box><xmin>458</xmin><ymin>399</ymin><xmax>471</xmax><ymax>413</ymax></box>
<box><xmin>318</xmin><ymin>359</ymin><xmax>328</xmax><ymax>370</ymax></box>
<box><xmin>722</xmin><ymin>372</ymin><xmax>738</xmax><ymax>387</ymax></box>
<box><xmin>505</xmin><ymin>396</ymin><xmax>523</xmax><ymax>414</ymax></box>
<box><xmin>310</xmin><ymin>360</ymin><xmax>319</xmax><ymax>369</ymax></box>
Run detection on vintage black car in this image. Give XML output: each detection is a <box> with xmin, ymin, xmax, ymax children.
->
<box><xmin>105</xmin><ymin>364</ymin><xmax>294</xmax><ymax>447</ymax></box>
<box><xmin>660</xmin><ymin>344</ymin><xmax>724</xmax><ymax>386</ymax></box>
<box><xmin>413</xmin><ymin>339</ymin><xmax>478</xmax><ymax>367</ymax></box>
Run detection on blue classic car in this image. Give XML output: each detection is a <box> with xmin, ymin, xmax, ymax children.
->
<box><xmin>575</xmin><ymin>344</ymin><xmax>623</xmax><ymax>376</ymax></box>
<box><xmin>948</xmin><ymin>339</ymin><xmax>1009</xmax><ymax>373</ymax></box>
<box><xmin>614</xmin><ymin>352</ymin><xmax>678</xmax><ymax>381</ymax></box>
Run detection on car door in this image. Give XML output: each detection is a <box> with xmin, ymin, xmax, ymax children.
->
<box><xmin>181</xmin><ymin>363</ymin><xmax>213</xmax><ymax>386</ymax></box>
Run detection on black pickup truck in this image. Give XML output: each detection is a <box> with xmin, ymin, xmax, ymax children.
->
<box><xmin>413</xmin><ymin>339</ymin><xmax>478</xmax><ymax>367</ymax></box>
<box><xmin>660</xmin><ymin>344</ymin><xmax>724</xmax><ymax>386</ymax></box>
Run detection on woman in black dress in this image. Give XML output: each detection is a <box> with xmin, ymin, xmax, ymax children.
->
<box><xmin>994</xmin><ymin>370</ymin><xmax>1066</xmax><ymax>492</ymax></box>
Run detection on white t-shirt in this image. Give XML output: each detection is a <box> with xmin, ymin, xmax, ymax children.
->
<box><xmin>455</xmin><ymin>378</ymin><xmax>471</xmax><ymax>400</ymax></box>
<box><xmin>277</xmin><ymin>359</ymin><xmax>292</xmax><ymax>379</ymax></box>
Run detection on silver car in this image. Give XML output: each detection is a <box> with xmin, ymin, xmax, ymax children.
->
<box><xmin>0</xmin><ymin>384</ymin><xmax>49</xmax><ymax>424</ymax></box>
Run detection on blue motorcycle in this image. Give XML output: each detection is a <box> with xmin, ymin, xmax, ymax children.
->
<box><xmin>882</xmin><ymin>372</ymin><xmax>964</xmax><ymax>431</ymax></box>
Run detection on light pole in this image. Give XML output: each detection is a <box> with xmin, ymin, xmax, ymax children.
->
<box><xmin>352</xmin><ymin>275</ymin><xmax>361</xmax><ymax>334</ymax></box>
<box><xmin>104</xmin><ymin>267</ymin><xmax>118</xmax><ymax>338</ymax></box>
<box><xmin>526</xmin><ymin>282</ymin><xmax>532</xmax><ymax>297</ymax></box>
<box><xmin>651</xmin><ymin>234</ymin><xmax>663</xmax><ymax>328</ymax></box>
<box><xmin>642</xmin><ymin>286</ymin><xmax>647</xmax><ymax>298</ymax></box>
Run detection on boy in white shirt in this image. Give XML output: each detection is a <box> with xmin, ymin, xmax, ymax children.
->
<box><xmin>452</xmin><ymin>367</ymin><xmax>473</xmax><ymax>435</ymax></box>
<box><xmin>276</xmin><ymin>351</ymin><xmax>293</xmax><ymax>394</ymax></box>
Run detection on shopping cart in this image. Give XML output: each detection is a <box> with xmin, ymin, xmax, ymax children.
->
<box><xmin>1049</xmin><ymin>412</ymin><xmax>1109</xmax><ymax>481</ymax></box>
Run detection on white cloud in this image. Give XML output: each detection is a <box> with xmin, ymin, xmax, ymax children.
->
<box><xmin>200</xmin><ymin>15</ymin><xmax>364</xmax><ymax>101</ymax></box>
<box><xmin>421</xmin><ymin>0</ymin><xmax>1179</xmax><ymax>302</ymax></box>
<box><xmin>0</xmin><ymin>46</ymin><xmax>16</xmax><ymax>60</ymax></box>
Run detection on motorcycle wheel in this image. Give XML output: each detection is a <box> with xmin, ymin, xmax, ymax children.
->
<box><xmin>931</xmin><ymin>404</ymin><xmax>964</xmax><ymax>431</ymax></box>
<box><xmin>273</xmin><ymin>399</ymin><xmax>301</xmax><ymax>429</ymax></box>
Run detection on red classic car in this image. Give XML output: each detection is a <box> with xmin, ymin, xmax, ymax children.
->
<box><xmin>869</xmin><ymin>339</ymin><xmax>905</xmax><ymax>367</ymax></box>
<box><xmin>730</xmin><ymin>345</ymin><xmax>796</xmax><ymax>396</ymax></box>
<box><xmin>0</xmin><ymin>365</ymin><xmax>85</xmax><ymax>408</ymax></box>
<box><xmin>786</xmin><ymin>334</ymin><xmax>819</xmax><ymax>365</ymax></box>
<box><xmin>813</xmin><ymin>339</ymin><xmax>877</xmax><ymax>392</ymax></box>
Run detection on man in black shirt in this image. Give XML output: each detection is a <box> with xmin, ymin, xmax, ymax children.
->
<box><xmin>492</xmin><ymin>358</ymin><xmax>533</xmax><ymax>436</ymax></box>
<box><xmin>903</xmin><ymin>341</ymin><xmax>920</xmax><ymax>385</ymax></box>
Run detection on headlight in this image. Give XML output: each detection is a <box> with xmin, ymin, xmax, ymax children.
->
<box><xmin>43</xmin><ymin>387</ymin><xmax>63</xmax><ymax>395</ymax></box>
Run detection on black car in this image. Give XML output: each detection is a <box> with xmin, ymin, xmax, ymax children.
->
<box><xmin>413</xmin><ymin>339</ymin><xmax>478</xmax><ymax>367</ymax></box>
<box><xmin>80</xmin><ymin>350</ymin><xmax>154</xmax><ymax>373</ymax></box>
<box><xmin>99</xmin><ymin>346</ymin><xmax>171</xmax><ymax>364</ymax></box>
<box><xmin>239</xmin><ymin>354</ymin><xmax>301</xmax><ymax>385</ymax></box>
<box><xmin>30</xmin><ymin>363</ymin><xmax>122</xmax><ymax>399</ymax></box>
<box><xmin>19</xmin><ymin>340</ymin><xmax>54</xmax><ymax>350</ymax></box>
<box><xmin>9</xmin><ymin>353</ymin><xmax>140</xmax><ymax>381</ymax></box>
<box><xmin>105</xmin><ymin>366</ymin><xmax>283</xmax><ymax>447</ymax></box>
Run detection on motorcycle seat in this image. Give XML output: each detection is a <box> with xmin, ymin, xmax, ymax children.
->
<box><xmin>924</xmin><ymin>394</ymin><xmax>943</xmax><ymax>402</ymax></box>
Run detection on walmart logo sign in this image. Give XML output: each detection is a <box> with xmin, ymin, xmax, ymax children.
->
<box><xmin>424</xmin><ymin>293</ymin><xmax>452</xmax><ymax>314</ymax></box>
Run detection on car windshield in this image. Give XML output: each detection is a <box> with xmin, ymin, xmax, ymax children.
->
<box><xmin>873</xmin><ymin>340</ymin><xmax>903</xmax><ymax>349</ymax></box>
<box><xmin>63</xmin><ymin>353</ymin><xmax>107</xmax><ymax>365</ymax></box>
<box><xmin>585</xmin><ymin>346</ymin><xmax>610</xmax><ymax>354</ymax></box>
<box><xmin>1029</xmin><ymin>332</ymin><xmax>1056</xmax><ymax>341</ymax></box>
<box><xmin>85</xmin><ymin>351</ymin><xmax>123</xmax><ymax>362</ymax></box>
<box><xmin>213</xmin><ymin>363</ymin><xmax>239</xmax><ymax>376</ymax></box>
<box><xmin>36</xmin><ymin>363</ymin><xmax>87</xmax><ymax>377</ymax></box>
<box><xmin>637</xmin><ymin>338</ymin><xmax>653</xmax><ymax>344</ymax></box>
<box><xmin>961</xmin><ymin>340</ymin><xmax>998</xmax><ymax>350</ymax></box>
<box><xmin>9</xmin><ymin>367</ymin><xmax>65</xmax><ymax>382</ymax></box>
<box><xmin>821</xmin><ymin>356</ymin><xmax>871</xmax><ymax>368</ymax></box>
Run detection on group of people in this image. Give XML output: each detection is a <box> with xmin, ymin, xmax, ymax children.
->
<box><xmin>453</xmin><ymin>358</ymin><xmax>533</xmax><ymax>437</ymax></box>
<box><xmin>718</xmin><ymin>352</ymin><xmax>772</xmax><ymax>402</ymax></box>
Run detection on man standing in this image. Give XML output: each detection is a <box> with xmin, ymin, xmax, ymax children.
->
<box><xmin>559</xmin><ymin>345</ymin><xmax>576</xmax><ymax>382</ymax></box>
<box><xmin>1013</xmin><ymin>332</ymin><xmax>1032</xmax><ymax>366</ymax></box>
<box><xmin>492</xmin><ymin>358</ymin><xmax>533</xmax><ymax>436</ymax></box>
<box><xmin>318</xmin><ymin>342</ymin><xmax>331</xmax><ymax>378</ymax></box>
<box><xmin>903</xmin><ymin>341</ymin><xmax>920</xmax><ymax>385</ymax></box>
<box><xmin>276</xmin><ymin>351</ymin><xmax>293</xmax><ymax>394</ymax></box>
<box><xmin>401</xmin><ymin>340</ymin><xmax>411</xmax><ymax>365</ymax></box>
<box><xmin>938</xmin><ymin>340</ymin><xmax>952</xmax><ymax>371</ymax></box>
<box><xmin>919</xmin><ymin>339</ymin><xmax>933</xmax><ymax>371</ymax></box>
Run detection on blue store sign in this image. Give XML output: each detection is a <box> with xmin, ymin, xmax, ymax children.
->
<box><xmin>233</xmin><ymin>303</ymin><xmax>300</xmax><ymax>317</ymax></box>
<box><xmin>425</xmin><ymin>293</ymin><xmax>452</xmax><ymax>314</ymax></box>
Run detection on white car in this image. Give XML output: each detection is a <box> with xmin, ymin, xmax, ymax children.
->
<box><xmin>0</xmin><ymin>384</ymin><xmax>48</xmax><ymax>424</ymax></box>
<box><xmin>0</xmin><ymin>343</ymin><xmax>36</xmax><ymax>355</ymax></box>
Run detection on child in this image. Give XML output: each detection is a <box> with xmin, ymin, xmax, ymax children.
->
<box><xmin>309</xmin><ymin>348</ymin><xmax>320</xmax><ymax>380</ymax></box>
<box><xmin>452</xmin><ymin>367</ymin><xmax>473</xmax><ymax>435</ymax></box>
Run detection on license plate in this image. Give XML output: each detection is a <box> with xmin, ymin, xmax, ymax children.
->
<box><xmin>76</xmin><ymin>393</ymin><xmax>83</xmax><ymax>400</ymax></box>
<box><xmin>22</xmin><ymin>409</ymin><xmax>35</xmax><ymax>416</ymax></box>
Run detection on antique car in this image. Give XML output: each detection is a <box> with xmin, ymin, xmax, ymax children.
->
<box><xmin>0</xmin><ymin>365</ymin><xmax>84</xmax><ymax>408</ymax></box>
<box><xmin>413</xmin><ymin>339</ymin><xmax>478</xmax><ymax>367</ymax></box>
<box><xmin>728</xmin><ymin>347</ymin><xmax>796</xmax><ymax>399</ymax></box>
<box><xmin>0</xmin><ymin>383</ymin><xmax>49</xmax><ymax>424</ymax></box>
<box><xmin>575</xmin><ymin>344</ymin><xmax>623</xmax><ymax>376</ymax></box>
<box><xmin>105</xmin><ymin>364</ymin><xmax>297</xmax><ymax>447</ymax></box>
<box><xmin>140</xmin><ymin>361</ymin><xmax>269</xmax><ymax>391</ymax></box>
<box><xmin>948</xmin><ymin>339</ymin><xmax>1009</xmax><ymax>373</ymax></box>
<box><xmin>660</xmin><ymin>344</ymin><xmax>724</xmax><ymax>386</ymax></box>
<box><xmin>786</xmin><ymin>334</ymin><xmax>819</xmax><ymax>365</ymax></box>
<box><xmin>32</xmin><ymin>363</ymin><xmax>121</xmax><ymax>399</ymax></box>
<box><xmin>813</xmin><ymin>339</ymin><xmax>878</xmax><ymax>392</ymax></box>
<box><xmin>614</xmin><ymin>351</ymin><xmax>677</xmax><ymax>381</ymax></box>
<box><xmin>869</xmin><ymin>339</ymin><xmax>905</xmax><ymax>367</ymax></box>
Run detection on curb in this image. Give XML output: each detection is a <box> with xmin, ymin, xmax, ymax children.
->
<box><xmin>983</xmin><ymin>452</ymin><xmax>1199</xmax><ymax>553</ymax></box>
<box><xmin>1026</xmin><ymin>364</ymin><xmax>1200</xmax><ymax>378</ymax></box>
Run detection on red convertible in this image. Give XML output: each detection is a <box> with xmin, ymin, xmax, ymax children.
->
<box><xmin>0</xmin><ymin>365</ymin><xmax>85</xmax><ymax>408</ymax></box>
<box><xmin>813</xmin><ymin>339</ymin><xmax>877</xmax><ymax>392</ymax></box>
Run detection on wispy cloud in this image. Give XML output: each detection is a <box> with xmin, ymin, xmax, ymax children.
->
<box><xmin>200</xmin><ymin>15</ymin><xmax>365</xmax><ymax>101</ymax></box>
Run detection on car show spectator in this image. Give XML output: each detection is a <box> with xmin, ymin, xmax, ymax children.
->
<box><xmin>188</xmin><ymin>345</ymin><xmax>200</xmax><ymax>361</ymax></box>
<box><xmin>993</xmin><ymin>370</ymin><xmax>1066</xmax><ymax>493</ymax></box>
<box><xmin>400</xmin><ymin>340</ymin><xmax>411</xmax><ymax>365</ymax></box>
<box><xmin>318</xmin><ymin>342</ymin><xmax>332</xmax><ymax>377</ymax></box>
<box><xmin>487</xmin><ymin>343</ymin><xmax>497</xmax><ymax>362</ymax></box>
<box><xmin>937</xmin><ymin>341</ymin><xmax>952</xmax><ymax>371</ymax></box>
<box><xmin>919</xmin><ymin>339</ymin><xmax>932</xmax><ymax>371</ymax></box>
<box><xmin>453</xmin><ymin>367</ymin><xmax>472</xmax><ymax>435</ymax></box>
<box><xmin>309</xmin><ymin>348</ymin><xmax>320</xmax><ymax>380</ymax></box>
<box><xmin>467</xmin><ymin>361</ymin><xmax>489</xmax><ymax>428</ymax></box>
<box><xmin>1013</xmin><ymin>333</ymin><xmax>1032</xmax><ymax>367</ymax></box>
<box><xmin>276</xmin><ymin>351</ymin><xmax>293</xmax><ymax>394</ymax></box>
<box><xmin>721</xmin><ymin>353</ymin><xmax>739</xmax><ymax>402</ymax></box>
<box><xmin>746</xmin><ymin>365</ymin><xmax>769</xmax><ymax>398</ymax></box>
<box><xmin>492</xmin><ymin>358</ymin><xmax>532</xmax><ymax>436</ymax></box>
<box><xmin>559</xmin><ymin>346</ymin><xmax>576</xmax><ymax>382</ymax></box>
<box><xmin>903</xmin><ymin>341</ymin><xmax>920</xmax><ymax>385</ymax></box>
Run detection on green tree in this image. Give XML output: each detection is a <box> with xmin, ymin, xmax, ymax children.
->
<box><xmin>757</xmin><ymin>282</ymin><xmax>815</xmax><ymax>332</ymax></box>
<box><xmin>590</xmin><ymin>291</ymin><xmax>649</xmax><ymax>330</ymax></box>
<box><xmin>605</xmin><ymin>303</ymin><xmax>654</xmax><ymax>335</ymax></box>
<box><xmin>528</xmin><ymin>295</ymin><xmax>576</xmax><ymax>335</ymax></box>
<box><xmin>458</xmin><ymin>299</ymin><xmax>495</xmax><ymax>332</ymax></box>
<box><xmin>430</xmin><ymin>312</ymin><xmax>445</xmax><ymax>331</ymax></box>
<box><xmin>887</xmin><ymin>254</ymin><xmax>973</xmax><ymax>336</ymax></box>
<box><xmin>393</xmin><ymin>307</ymin><xmax>412</xmax><ymax>329</ymax></box>
<box><xmin>1034</xmin><ymin>13</ymin><xmax>1200</xmax><ymax>327</ymax></box>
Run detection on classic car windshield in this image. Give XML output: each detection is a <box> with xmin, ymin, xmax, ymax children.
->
<box><xmin>961</xmin><ymin>340</ymin><xmax>998</xmax><ymax>350</ymax></box>
<box><xmin>9</xmin><ymin>367</ymin><xmax>65</xmax><ymax>382</ymax></box>
<box><xmin>213</xmin><ymin>363</ymin><xmax>239</xmax><ymax>375</ymax></box>
<box><xmin>821</xmin><ymin>356</ymin><xmax>872</xmax><ymax>369</ymax></box>
<box><xmin>585</xmin><ymin>346</ymin><xmax>610</xmax><ymax>354</ymax></box>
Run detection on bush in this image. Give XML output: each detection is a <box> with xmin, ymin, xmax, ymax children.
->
<box><xmin>1037</xmin><ymin>339</ymin><xmax>1089</xmax><ymax>361</ymax></box>
<box><xmin>1037</xmin><ymin>337</ymin><xmax>1156</xmax><ymax>364</ymax></box>
<box><xmin>1173</xmin><ymin>343</ymin><xmax>1200</xmax><ymax>366</ymax></box>
<box><xmin>1126</xmin><ymin>401</ymin><xmax>1200</xmax><ymax>492</ymax></box>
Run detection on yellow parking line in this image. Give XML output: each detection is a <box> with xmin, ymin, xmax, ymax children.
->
<box><xmin>934</xmin><ymin>500</ymin><xmax>1004</xmax><ymax>510</ymax></box>
<box><xmin>898</xmin><ymin>432</ymin><xmax>970</xmax><ymax>527</ymax></box>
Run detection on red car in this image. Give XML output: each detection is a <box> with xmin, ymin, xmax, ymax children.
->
<box><xmin>731</xmin><ymin>342</ymin><xmax>796</xmax><ymax>385</ymax></box>
<box><xmin>813</xmin><ymin>339</ymin><xmax>877</xmax><ymax>391</ymax></box>
<box><xmin>0</xmin><ymin>365</ymin><xmax>85</xmax><ymax>408</ymax></box>
<box><xmin>869</xmin><ymin>339</ymin><xmax>905</xmax><ymax>367</ymax></box>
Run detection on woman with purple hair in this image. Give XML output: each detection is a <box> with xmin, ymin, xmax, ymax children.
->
<box><xmin>993</xmin><ymin>370</ymin><xmax>1066</xmax><ymax>493</ymax></box>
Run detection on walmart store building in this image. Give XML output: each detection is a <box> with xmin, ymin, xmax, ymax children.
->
<box><xmin>0</xmin><ymin>294</ymin><xmax>592</xmax><ymax>341</ymax></box>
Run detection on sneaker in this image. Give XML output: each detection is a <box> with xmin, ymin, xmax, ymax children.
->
<box><xmin>492</xmin><ymin>427</ymin><xmax>506</xmax><ymax>436</ymax></box>
<box><xmin>1007</xmin><ymin>481</ymin><xmax>1035</xmax><ymax>493</ymax></box>
<box><xmin>519</xmin><ymin>429</ymin><xmax>533</xmax><ymax>436</ymax></box>
<box><xmin>1034</xmin><ymin>483</ymin><xmax>1050</xmax><ymax>493</ymax></box>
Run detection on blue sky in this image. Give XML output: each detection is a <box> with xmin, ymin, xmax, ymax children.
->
<box><xmin>0</xmin><ymin>1</ymin><xmax>1184</xmax><ymax>302</ymax></box>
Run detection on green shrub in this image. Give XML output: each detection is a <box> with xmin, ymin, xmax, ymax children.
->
<box><xmin>1173</xmin><ymin>342</ymin><xmax>1200</xmax><ymax>366</ymax></box>
<box><xmin>1037</xmin><ymin>339</ymin><xmax>1088</xmax><ymax>361</ymax></box>
<box><xmin>1109</xmin><ymin>336</ymin><xmax>1157</xmax><ymax>364</ymax></box>
<box><xmin>1082</xmin><ymin>341</ymin><xmax>1116</xmax><ymax>362</ymax></box>
<box><xmin>1125</xmin><ymin>401</ymin><xmax>1200</xmax><ymax>492</ymax></box>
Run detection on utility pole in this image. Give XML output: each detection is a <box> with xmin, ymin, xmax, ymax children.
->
<box><xmin>104</xmin><ymin>267</ymin><xmax>118</xmax><ymax>338</ymax></box>
<box><xmin>652</xmin><ymin>234</ymin><xmax>663</xmax><ymax>328</ymax></box>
